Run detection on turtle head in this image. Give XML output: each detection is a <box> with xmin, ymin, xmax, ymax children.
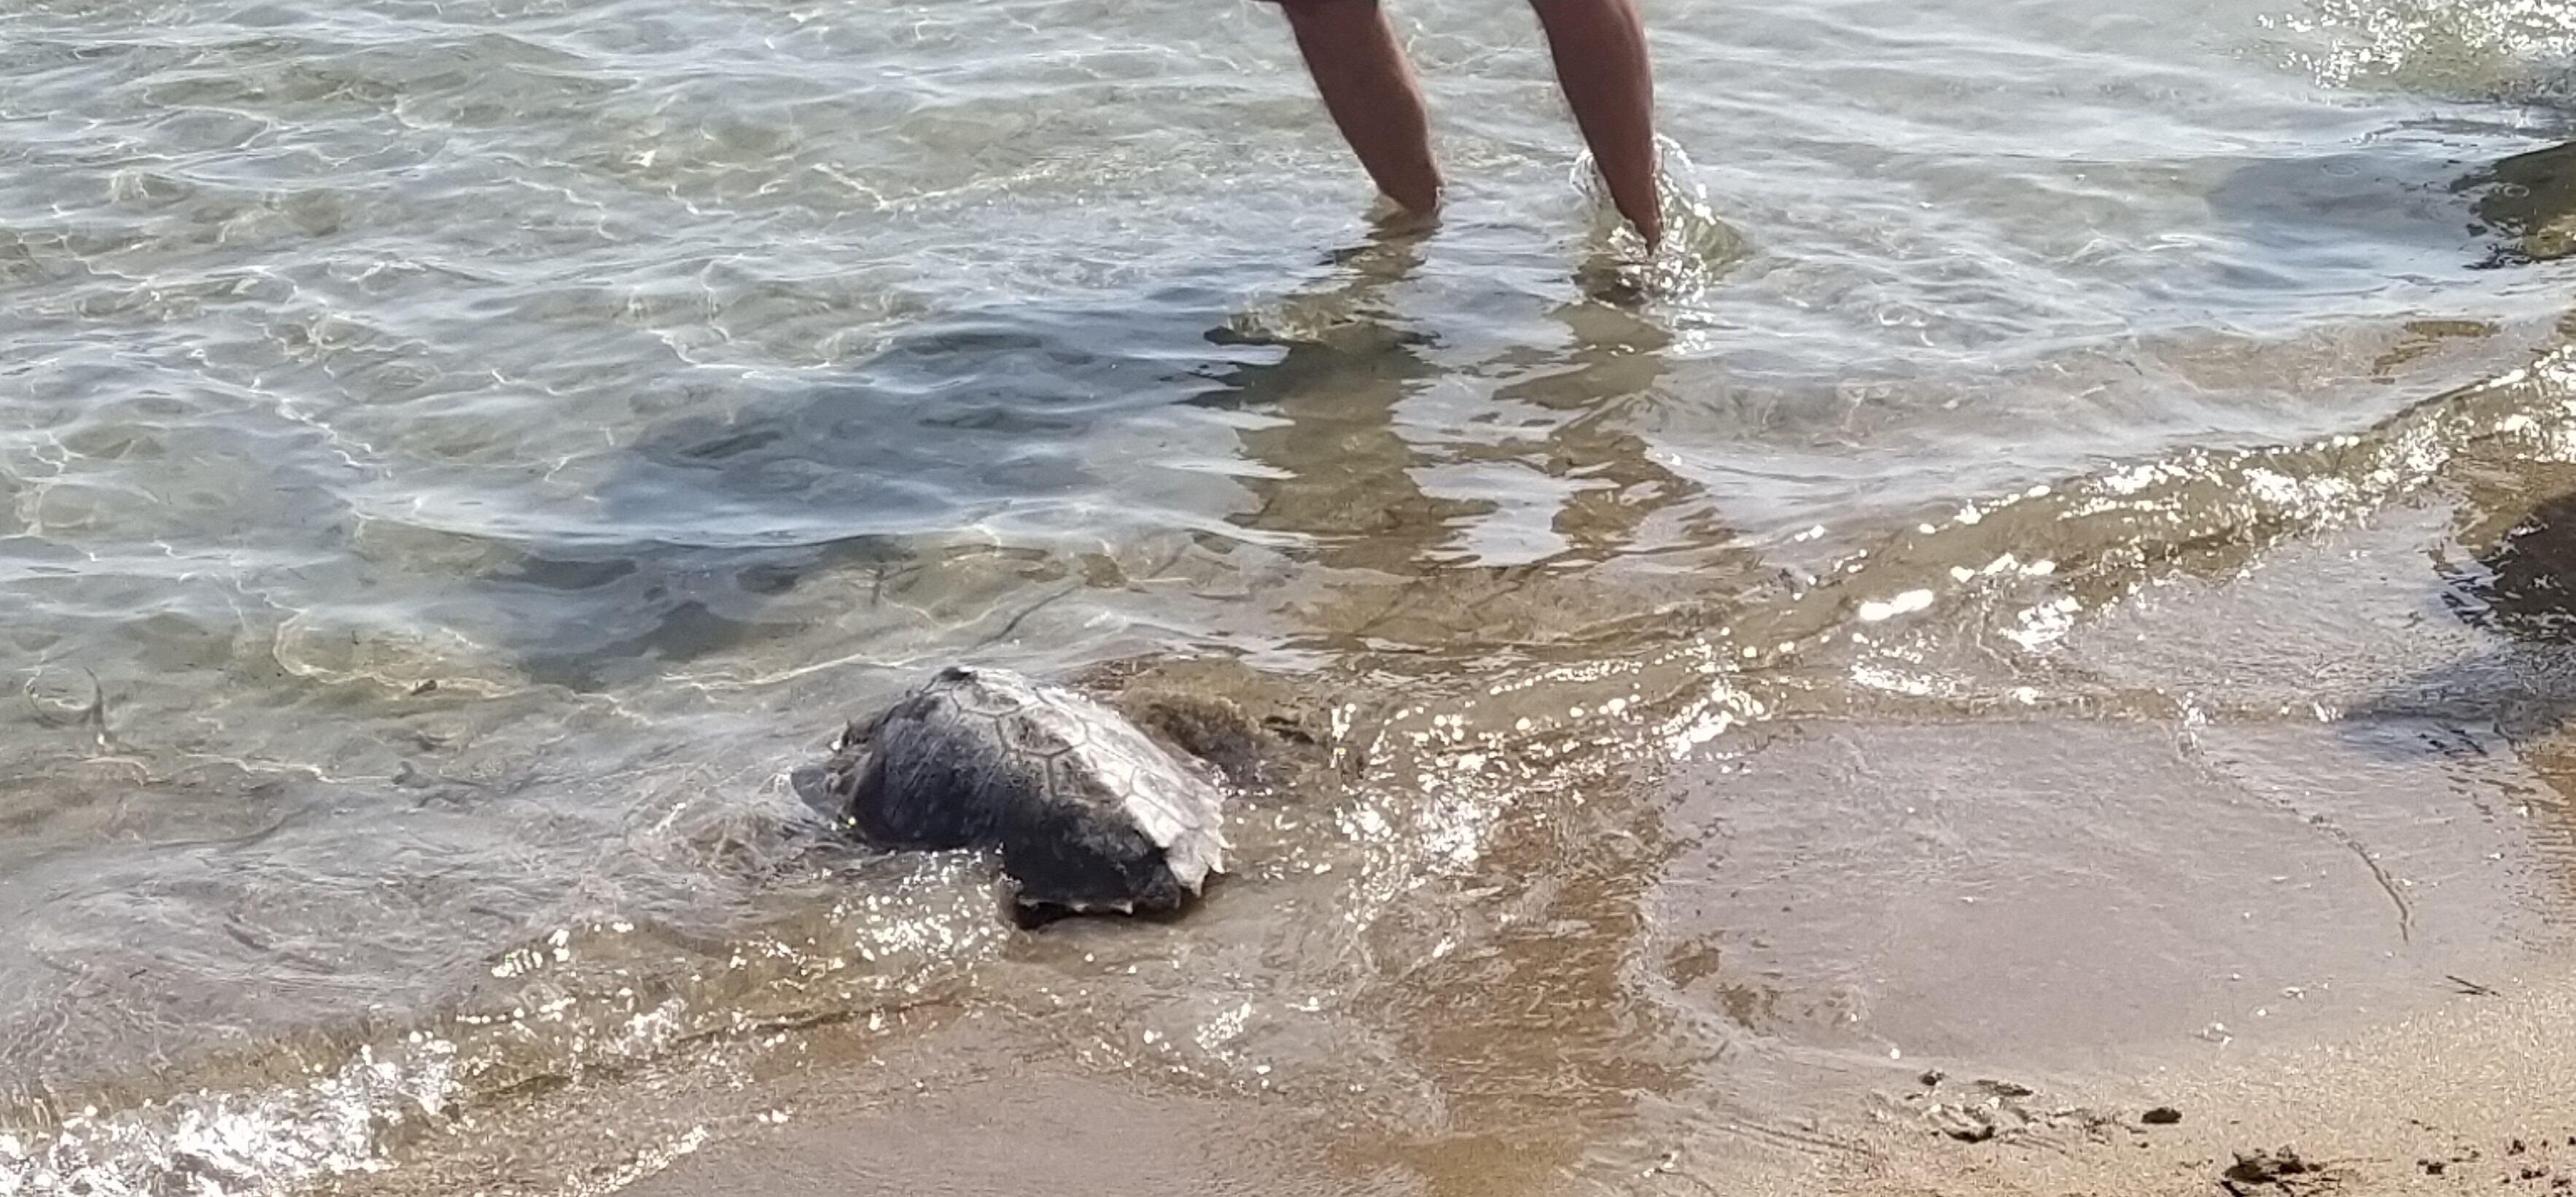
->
<box><xmin>788</xmin><ymin>759</ymin><xmax>857</xmax><ymax>820</ymax></box>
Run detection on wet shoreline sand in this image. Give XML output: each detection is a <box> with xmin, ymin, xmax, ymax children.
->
<box><xmin>420</xmin><ymin>699</ymin><xmax>2576</xmax><ymax>1197</ymax></box>
<box><xmin>581</xmin><ymin>953</ymin><xmax>2576</xmax><ymax>1197</ymax></box>
<box><xmin>1821</xmin><ymin>959</ymin><xmax>2576</xmax><ymax>1197</ymax></box>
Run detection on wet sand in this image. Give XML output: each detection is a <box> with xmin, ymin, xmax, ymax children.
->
<box><xmin>591</xmin><ymin>959</ymin><xmax>2576</xmax><ymax>1197</ymax></box>
<box><xmin>612</xmin><ymin>1024</ymin><xmax>1378</xmax><ymax>1197</ymax></box>
<box><xmin>590</xmin><ymin>709</ymin><xmax>2576</xmax><ymax>1197</ymax></box>
<box><xmin>1823</xmin><ymin>962</ymin><xmax>2576</xmax><ymax>1197</ymax></box>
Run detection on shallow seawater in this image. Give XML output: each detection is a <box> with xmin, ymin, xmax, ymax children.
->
<box><xmin>9</xmin><ymin>0</ymin><xmax>2576</xmax><ymax>1192</ymax></box>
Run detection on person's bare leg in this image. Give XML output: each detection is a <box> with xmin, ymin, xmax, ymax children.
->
<box><xmin>1278</xmin><ymin>0</ymin><xmax>1444</xmax><ymax>217</ymax></box>
<box><xmin>1532</xmin><ymin>0</ymin><xmax>1662</xmax><ymax>249</ymax></box>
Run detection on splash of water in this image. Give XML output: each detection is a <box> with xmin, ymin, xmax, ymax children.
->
<box><xmin>1571</xmin><ymin>136</ymin><xmax>1750</xmax><ymax>305</ymax></box>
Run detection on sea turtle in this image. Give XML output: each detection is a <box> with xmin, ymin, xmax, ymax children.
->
<box><xmin>795</xmin><ymin>665</ymin><xmax>1234</xmax><ymax>918</ymax></box>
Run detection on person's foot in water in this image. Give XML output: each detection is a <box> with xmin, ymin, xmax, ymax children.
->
<box><xmin>1269</xmin><ymin>0</ymin><xmax>1665</xmax><ymax>250</ymax></box>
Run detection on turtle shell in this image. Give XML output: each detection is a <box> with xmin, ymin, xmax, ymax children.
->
<box><xmin>810</xmin><ymin>666</ymin><xmax>1228</xmax><ymax>914</ymax></box>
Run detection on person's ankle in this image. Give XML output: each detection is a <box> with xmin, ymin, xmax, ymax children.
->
<box><xmin>1369</xmin><ymin>192</ymin><xmax>1442</xmax><ymax>234</ymax></box>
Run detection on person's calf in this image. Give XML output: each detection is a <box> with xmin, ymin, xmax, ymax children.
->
<box><xmin>1274</xmin><ymin>0</ymin><xmax>1445</xmax><ymax>216</ymax></box>
<box><xmin>1531</xmin><ymin>0</ymin><xmax>1662</xmax><ymax>247</ymax></box>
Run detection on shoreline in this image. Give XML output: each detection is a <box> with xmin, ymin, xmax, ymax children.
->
<box><xmin>572</xmin><ymin>958</ymin><xmax>2576</xmax><ymax>1197</ymax></box>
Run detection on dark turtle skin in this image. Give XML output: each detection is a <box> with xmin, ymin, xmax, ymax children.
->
<box><xmin>797</xmin><ymin>665</ymin><xmax>1229</xmax><ymax>917</ymax></box>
